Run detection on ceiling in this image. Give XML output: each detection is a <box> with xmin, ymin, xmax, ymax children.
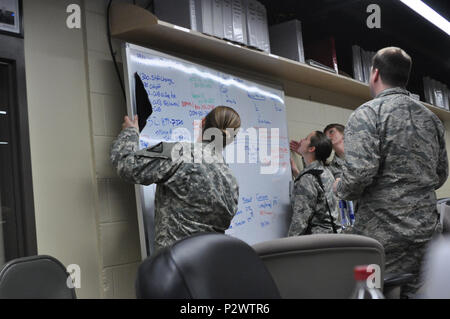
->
<box><xmin>259</xmin><ymin>0</ymin><xmax>450</xmax><ymax>87</ymax></box>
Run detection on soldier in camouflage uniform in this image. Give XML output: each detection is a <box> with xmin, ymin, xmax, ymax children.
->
<box><xmin>289</xmin><ymin>131</ymin><xmax>339</xmax><ymax>235</ymax></box>
<box><xmin>324</xmin><ymin>123</ymin><xmax>346</xmax><ymax>179</ymax></box>
<box><xmin>334</xmin><ymin>47</ymin><xmax>448</xmax><ymax>298</ymax></box>
<box><xmin>111</xmin><ymin>106</ymin><xmax>241</xmax><ymax>253</ymax></box>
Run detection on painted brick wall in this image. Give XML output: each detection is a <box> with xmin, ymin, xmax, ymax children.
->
<box><xmin>84</xmin><ymin>0</ymin><xmax>141</xmax><ymax>299</ymax></box>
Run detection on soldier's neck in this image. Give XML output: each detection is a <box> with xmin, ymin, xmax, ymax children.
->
<box><xmin>373</xmin><ymin>84</ymin><xmax>395</xmax><ymax>98</ymax></box>
<box><xmin>334</xmin><ymin>142</ymin><xmax>345</xmax><ymax>158</ymax></box>
<box><xmin>304</xmin><ymin>155</ymin><xmax>315</xmax><ymax>166</ymax></box>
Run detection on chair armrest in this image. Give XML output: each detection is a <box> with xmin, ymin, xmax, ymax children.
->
<box><xmin>384</xmin><ymin>273</ymin><xmax>415</xmax><ymax>288</ymax></box>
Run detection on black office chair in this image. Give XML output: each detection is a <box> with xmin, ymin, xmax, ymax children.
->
<box><xmin>135</xmin><ymin>233</ymin><xmax>281</xmax><ymax>299</ymax></box>
<box><xmin>0</xmin><ymin>255</ymin><xmax>76</xmax><ymax>299</ymax></box>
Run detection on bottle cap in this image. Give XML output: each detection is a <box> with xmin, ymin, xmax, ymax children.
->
<box><xmin>354</xmin><ymin>265</ymin><xmax>374</xmax><ymax>281</ymax></box>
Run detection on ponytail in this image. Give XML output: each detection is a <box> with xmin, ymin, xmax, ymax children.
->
<box><xmin>203</xmin><ymin>106</ymin><xmax>241</xmax><ymax>147</ymax></box>
<box><xmin>310</xmin><ymin>131</ymin><xmax>332</xmax><ymax>165</ymax></box>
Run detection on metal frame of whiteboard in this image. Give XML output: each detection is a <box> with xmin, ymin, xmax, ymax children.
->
<box><xmin>122</xmin><ymin>43</ymin><xmax>292</xmax><ymax>259</ymax></box>
<box><xmin>122</xmin><ymin>44</ymin><xmax>151</xmax><ymax>260</ymax></box>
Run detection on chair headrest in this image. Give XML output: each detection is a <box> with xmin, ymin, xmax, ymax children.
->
<box><xmin>253</xmin><ymin>234</ymin><xmax>385</xmax><ymax>257</ymax></box>
<box><xmin>136</xmin><ymin>233</ymin><xmax>280</xmax><ymax>299</ymax></box>
<box><xmin>0</xmin><ymin>255</ymin><xmax>76</xmax><ymax>299</ymax></box>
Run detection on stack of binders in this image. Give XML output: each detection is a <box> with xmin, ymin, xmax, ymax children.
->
<box><xmin>423</xmin><ymin>77</ymin><xmax>450</xmax><ymax>110</ymax></box>
<box><xmin>352</xmin><ymin>45</ymin><xmax>376</xmax><ymax>84</ymax></box>
<box><xmin>154</xmin><ymin>0</ymin><xmax>270</xmax><ymax>52</ymax></box>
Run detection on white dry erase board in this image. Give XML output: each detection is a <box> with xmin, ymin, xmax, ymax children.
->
<box><xmin>122</xmin><ymin>43</ymin><xmax>292</xmax><ymax>258</ymax></box>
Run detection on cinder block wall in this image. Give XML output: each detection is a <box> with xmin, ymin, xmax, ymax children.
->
<box><xmin>84</xmin><ymin>0</ymin><xmax>141</xmax><ymax>298</ymax></box>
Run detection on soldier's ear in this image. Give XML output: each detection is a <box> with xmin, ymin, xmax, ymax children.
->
<box><xmin>372</xmin><ymin>68</ymin><xmax>380</xmax><ymax>82</ymax></box>
<box><xmin>309</xmin><ymin>146</ymin><xmax>316</xmax><ymax>154</ymax></box>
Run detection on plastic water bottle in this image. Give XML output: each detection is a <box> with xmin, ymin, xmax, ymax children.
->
<box><xmin>347</xmin><ymin>200</ymin><xmax>355</xmax><ymax>226</ymax></box>
<box><xmin>338</xmin><ymin>200</ymin><xmax>350</xmax><ymax>230</ymax></box>
<box><xmin>350</xmin><ymin>265</ymin><xmax>385</xmax><ymax>299</ymax></box>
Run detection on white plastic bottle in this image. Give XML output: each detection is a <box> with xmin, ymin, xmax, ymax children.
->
<box><xmin>350</xmin><ymin>265</ymin><xmax>385</xmax><ymax>299</ymax></box>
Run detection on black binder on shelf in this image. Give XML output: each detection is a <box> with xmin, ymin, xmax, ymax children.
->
<box><xmin>134</xmin><ymin>72</ymin><xmax>153</xmax><ymax>132</ymax></box>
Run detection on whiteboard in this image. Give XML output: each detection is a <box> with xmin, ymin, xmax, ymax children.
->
<box><xmin>122</xmin><ymin>43</ymin><xmax>292</xmax><ymax>258</ymax></box>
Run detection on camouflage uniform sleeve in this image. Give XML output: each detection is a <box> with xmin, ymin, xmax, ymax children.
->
<box><xmin>110</xmin><ymin>127</ymin><xmax>182</xmax><ymax>185</ymax></box>
<box><xmin>436</xmin><ymin>120</ymin><xmax>449</xmax><ymax>189</ymax></box>
<box><xmin>288</xmin><ymin>175</ymin><xmax>318</xmax><ymax>236</ymax></box>
<box><xmin>336</xmin><ymin>106</ymin><xmax>380</xmax><ymax>200</ymax></box>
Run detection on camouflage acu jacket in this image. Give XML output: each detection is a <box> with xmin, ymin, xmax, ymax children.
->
<box><xmin>328</xmin><ymin>154</ymin><xmax>345</xmax><ymax>179</ymax></box>
<box><xmin>289</xmin><ymin>160</ymin><xmax>339</xmax><ymax>236</ymax></box>
<box><xmin>336</xmin><ymin>87</ymin><xmax>448</xmax><ymax>249</ymax></box>
<box><xmin>111</xmin><ymin>127</ymin><xmax>239</xmax><ymax>253</ymax></box>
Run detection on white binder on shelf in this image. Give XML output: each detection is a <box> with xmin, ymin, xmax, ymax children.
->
<box><xmin>212</xmin><ymin>0</ymin><xmax>224</xmax><ymax>38</ymax></box>
<box><xmin>223</xmin><ymin>0</ymin><xmax>234</xmax><ymax>41</ymax></box>
<box><xmin>232</xmin><ymin>0</ymin><xmax>248</xmax><ymax>45</ymax></box>
<box><xmin>201</xmin><ymin>0</ymin><xmax>214</xmax><ymax>35</ymax></box>
<box><xmin>255</xmin><ymin>0</ymin><xmax>270</xmax><ymax>53</ymax></box>
<box><xmin>245</xmin><ymin>0</ymin><xmax>258</xmax><ymax>49</ymax></box>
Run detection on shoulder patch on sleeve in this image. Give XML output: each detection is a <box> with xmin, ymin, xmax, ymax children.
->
<box><xmin>136</xmin><ymin>142</ymin><xmax>189</xmax><ymax>160</ymax></box>
<box><xmin>147</xmin><ymin>142</ymin><xmax>164</xmax><ymax>153</ymax></box>
<box><xmin>158</xmin><ymin>142</ymin><xmax>185</xmax><ymax>158</ymax></box>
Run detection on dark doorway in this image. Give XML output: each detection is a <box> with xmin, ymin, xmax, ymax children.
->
<box><xmin>0</xmin><ymin>34</ymin><xmax>37</xmax><ymax>266</ymax></box>
<box><xmin>0</xmin><ymin>60</ymin><xmax>22</xmax><ymax>264</ymax></box>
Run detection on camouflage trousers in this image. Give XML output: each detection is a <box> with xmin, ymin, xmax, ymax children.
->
<box><xmin>384</xmin><ymin>220</ymin><xmax>443</xmax><ymax>299</ymax></box>
<box><xmin>384</xmin><ymin>236</ymin><xmax>443</xmax><ymax>299</ymax></box>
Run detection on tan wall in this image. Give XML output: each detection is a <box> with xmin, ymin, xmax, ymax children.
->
<box><xmin>22</xmin><ymin>0</ymin><xmax>450</xmax><ymax>299</ymax></box>
<box><xmin>23</xmin><ymin>0</ymin><xmax>101</xmax><ymax>298</ymax></box>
